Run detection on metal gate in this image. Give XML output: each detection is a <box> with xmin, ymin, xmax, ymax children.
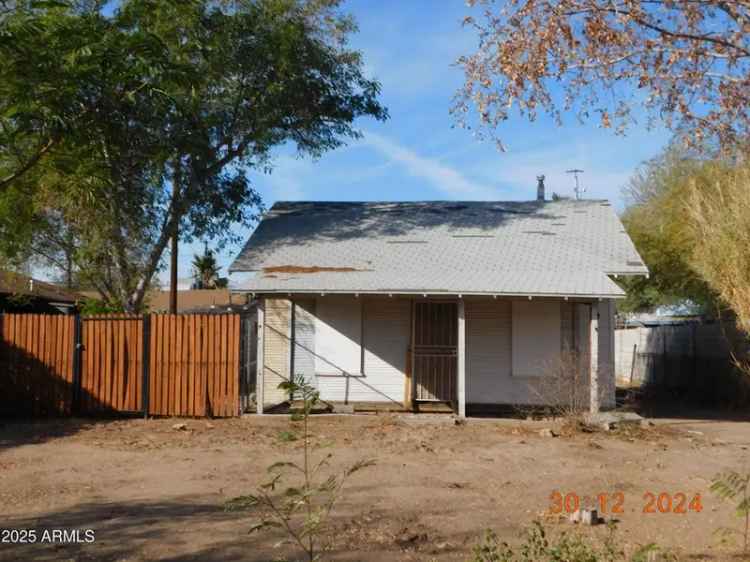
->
<box><xmin>412</xmin><ymin>301</ymin><xmax>457</xmax><ymax>402</ymax></box>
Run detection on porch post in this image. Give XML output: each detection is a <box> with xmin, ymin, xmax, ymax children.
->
<box><xmin>256</xmin><ymin>298</ymin><xmax>265</xmax><ymax>415</ymax></box>
<box><xmin>589</xmin><ymin>303</ymin><xmax>599</xmax><ymax>414</ymax></box>
<box><xmin>457</xmin><ymin>299</ymin><xmax>466</xmax><ymax>418</ymax></box>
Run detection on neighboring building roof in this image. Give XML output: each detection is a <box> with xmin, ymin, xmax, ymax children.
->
<box><xmin>0</xmin><ymin>270</ymin><xmax>81</xmax><ymax>304</ymax></box>
<box><xmin>146</xmin><ymin>289</ymin><xmax>250</xmax><ymax>313</ymax></box>
<box><xmin>230</xmin><ymin>200</ymin><xmax>648</xmax><ymax>299</ymax></box>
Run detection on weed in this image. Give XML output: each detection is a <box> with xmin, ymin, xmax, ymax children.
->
<box><xmin>469</xmin><ymin>521</ymin><xmax>675</xmax><ymax>562</ymax></box>
<box><xmin>710</xmin><ymin>469</ymin><xmax>750</xmax><ymax>553</ymax></box>
<box><xmin>226</xmin><ymin>378</ymin><xmax>374</xmax><ymax>562</ymax></box>
<box><xmin>277</xmin><ymin>430</ymin><xmax>298</xmax><ymax>442</ymax></box>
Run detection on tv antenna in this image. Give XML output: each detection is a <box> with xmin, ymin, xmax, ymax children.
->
<box><xmin>566</xmin><ymin>169</ymin><xmax>585</xmax><ymax>199</ymax></box>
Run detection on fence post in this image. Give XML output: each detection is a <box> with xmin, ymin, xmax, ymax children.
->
<box><xmin>142</xmin><ymin>315</ymin><xmax>151</xmax><ymax>418</ymax></box>
<box><xmin>71</xmin><ymin>314</ymin><xmax>83</xmax><ymax>414</ymax></box>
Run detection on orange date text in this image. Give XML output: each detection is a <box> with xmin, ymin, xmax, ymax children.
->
<box><xmin>549</xmin><ymin>491</ymin><xmax>703</xmax><ymax>514</ymax></box>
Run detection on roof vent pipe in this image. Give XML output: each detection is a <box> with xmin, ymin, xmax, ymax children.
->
<box><xmin>536</xmin><ymin>175</ymin><xmax>545</xmax><ymax>201</ymax></box>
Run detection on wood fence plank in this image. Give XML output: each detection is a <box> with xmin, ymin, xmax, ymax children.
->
<box><xmin>88</xmin><ymin>318</ymin><xmax>96</xmax><ymax>412</ymax></box>
<box><xmin>185</xmin><ymin>317</ymin><xmax>192</xmax><ymax>416</ymax></box>
<box><xmin>33</xmin><ymin>315</ymin><xmax>42</xmax><ymax>415</ymax></box>
<box><xmin>104</xmin><ymin>318</ymin><xmax>113</xmax><ymax>410</ymax></box>
<box><xmin>176</xmin><ymin>315</ymin><xmax>184</xmax><ymax>415</ymax></box>
<box><xmin>54</xmin><ymin>317</ymin><xmax>62</xmax><ymax>413</ymax></box>
<box><xmin>130</xmin><ymin>319</ymin><xmax>136</xmax><ymax>411</ymax></box>
<box><xmin>149</xmin><ymin>315</ymin><xmax>159</xmax><ymax>416</ymax></box>
<box><xmin>207</xmin><ymin>315</ymin><xmax>215</xmax><ymax>417</ymax></box>
<box><xmin>219</xmin><ymin>315</ymin><xmax>228</xmax><ymax>416</ymax></box>
<box><xmin>61</xmin><ymin>316</ymin><xmax>71</xmax><ymax>414</ymax></box>
<box><xmin>168</xmin><ymin>315</ymin><xmax>176</xmax><ymax>416</ymax></box>
<box><xmin>187</xmin><ymin>316</ymin><xmax>195</xmax><ymax>417</ymax></box>
<box><xmin>197</xmin><ymin>316</ymin><xmax>206</xmax><ymax>417</ymax></box>
<box><xmin>162</xmin><ymin>315</ymin><xmax>170</xmax><ymax>416</ymax></box>
<box><xmin>153</xmin><ymin>316</ymin><xmax>161</xmax><ymax>415</ymax></box>
<box><xmin>116</xmin><ymin>318</ymin><xmax>124</xmax><ymax>410</ymax></box>
<box><xmin>230</xmin><ymin>314</ymin><xmax>239</xmax><ymax>416</ymax></box>
<box><xmin>54</xmin><ymin>316</ymin><xmax>63</xmax><ymax>413</ymax></box>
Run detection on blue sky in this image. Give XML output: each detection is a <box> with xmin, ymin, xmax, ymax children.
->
<box><xmin>169</xmin><ymin>0</ymin><xmax>671</xmax><ymax>288</ymax></box>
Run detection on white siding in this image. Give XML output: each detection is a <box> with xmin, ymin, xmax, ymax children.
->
<box><xmin>314</xmin><ymin>297</ymin><xmax>362</xmax><ymax>375</ymax></box>
<box><xmin>597</xmin><ymin>299</ymin><xmax>616</xmax><ymax>409</ymax></box>
<box><xmin>294</xmin><ymin>300</ymin><xmax>317</xmax><ymax>387</ymax></box>
<box><xmin>511</xmin><ymin>300</ymin><xmax>561</xmax><ymax>377</ymax></box>
<box><xmin>466</xmin><ymin>299</ymin><xmax>593</xmax><ymax>406</ymax></box>
<box><xmin>263</xmin><ymin>298</ymin><xmax>291</xmax><ymax>406</ymax></box>
<box><xmin>314</xmin><ymin>297</ymin><xmax>409</xmax><ymax>403</ymax></box>
<box><xmin>466</xmin><ymin>300</ymin><xmax>513</xmax><ymax>404</ymax></box>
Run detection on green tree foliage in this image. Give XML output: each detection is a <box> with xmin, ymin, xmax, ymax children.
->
<box><xmin>617</xmin><ymin>148</ymin><xmax>717</xmax><ymax>313</ymax></box>
<box><xmin>191</xmin><ymin>245</ymin><xmax>226</xmax><ymax>289</ymax></box>
<box><xmin>685</xmin><ymin>158</ymin><xmax>750</xmax><ymax>335</ymax></box>
<box><xmin>0</xmin><ymin>0</ymin><xmax>386</xmax><ymax>312</ymax></box>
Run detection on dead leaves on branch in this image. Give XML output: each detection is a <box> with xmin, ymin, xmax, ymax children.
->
<box><xmin>456</xmin><ymin>0</ymin><xmax>750</xmax><ymax>150</ymax></box>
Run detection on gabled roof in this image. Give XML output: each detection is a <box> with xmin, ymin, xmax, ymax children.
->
<box><xmin>230</xmin><ymin>200</ymin><xmax>648</xmax><ymax>298</ymax></box>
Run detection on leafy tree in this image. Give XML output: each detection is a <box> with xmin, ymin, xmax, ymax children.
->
<box><xmin>455</xmin><ymin>0</ymin><xmax>750</xmax><ymax>150</ymax></box>
<box><xmin>0</xmin><ymin>0</ymin><xmax>386</xmax><ymax>312</ymax></box>
<box><xmin>685</xmin><ymin>156</ymin><xmax>750</xmax><ymax>334</ymax></box>
<box><xmin>617</xmin><ymin>147</ymin><xmax>717</xmax><ymax>313</ymax></box>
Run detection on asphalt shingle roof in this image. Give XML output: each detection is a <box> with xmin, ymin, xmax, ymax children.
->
<box><xmin>230</xmin><ymin>200</ymin><xmax>647</xmax><ymax>298</ymax></box>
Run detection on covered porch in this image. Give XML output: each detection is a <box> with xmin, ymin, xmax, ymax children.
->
<box><xmin>252</xmin><ymin>293</ymin><xmax>616</xmax><ymax>417</ymax></box>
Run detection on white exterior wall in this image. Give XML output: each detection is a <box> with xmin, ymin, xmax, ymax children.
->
<box><xmin>466</xmin><ymin>298</ymin><xmax>601</xmax><ymax>406</ymax></box>
<box><xmin>597</xmin><ymin>299</ymin><xmax>616</xmax><ymax>409</ymax></box>
<box><xmin>258</xmin><ymin>294</ymin><xmax>615</xmax><ymax>410</ymax></box>
<box><xmin>313</xmin><ymin>296</ymin><xmax>409</xmax><ymax>403</ymax></box>
<box><xmin>262</xmin><ymin>297</ymin><xmax>292</xmax><ymax>407</ymax></box>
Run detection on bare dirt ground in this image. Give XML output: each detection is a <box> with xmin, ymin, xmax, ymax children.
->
<box><xmin>1</xmin><ymin>412</ymin><xmax>749</xmax><ymax>562</ymax></box>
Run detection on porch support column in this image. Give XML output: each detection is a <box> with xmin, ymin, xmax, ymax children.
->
<box><xmin>256</xmin><ymin>299</ymin><xmax>265</xmax><ymax>415</ymax></box>
<box><xmin>457</xmin><ymin>299</ymin><xmax>466</xmax><ymax>418</ymax></box>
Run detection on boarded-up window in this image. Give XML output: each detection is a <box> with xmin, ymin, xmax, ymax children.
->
<box><xmin>315</xmin><ymin>298</ymin><xmax>362</xmax><ymax>375</ymax></box>
<box><xmin>511</xmin><ymin>300</ymin><xmax>561</xmax><ymax>377</ymax></box>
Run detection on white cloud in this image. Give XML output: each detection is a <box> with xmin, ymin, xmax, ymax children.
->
<box><xmin>363</xmin><ymin>131</ymin><xmax>502</xmax><ymax>200</ymax></box>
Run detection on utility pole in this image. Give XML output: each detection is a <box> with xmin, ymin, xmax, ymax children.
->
<box><xmin>566</xmin><ymin>169</ymin><xmax>585</xmax><ymax>199</ymax></box>
<box><xmin>169</xmin><ymin>164</ymin><xmax>180</xmax><ymax>315</ymax></box>
<box><xmin>170</xmin><ymin>225</ymin><xmax>178</xmax><ymax>314</ymax></box>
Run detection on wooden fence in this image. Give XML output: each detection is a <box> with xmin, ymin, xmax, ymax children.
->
<box><xmin>0</xmin><ymin>313</ymin><xmax>250</xmax><ymax>418</ymax></box>
<box><xmin>0</xmin><ymin>314</ymin><xmax>76</xmax><ymax>415</ymax></box>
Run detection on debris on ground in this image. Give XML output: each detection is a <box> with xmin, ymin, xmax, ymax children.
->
<box><xmin>570</xmin><ymin>508</ymin><xmax>601</xmax><ymax>526</ymax></box>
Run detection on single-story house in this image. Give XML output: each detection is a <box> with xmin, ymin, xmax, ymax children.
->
<box><xmin>230</xmin><ymin>185</ymin><xmax>648</xmax><ymax>416</ymax></box>
<box><xmin>0</xmin><ymin>270</ymin><xmax>81</xmax><ymax>314</ymax></box>
<box><xmin>146</xmin><ymin>289</ymin><xmax>251</xmax><ymax>313</ymax></box>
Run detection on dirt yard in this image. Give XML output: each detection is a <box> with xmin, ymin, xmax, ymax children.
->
<box><xmin>1</xmin><ymin>412</ymin><xmax>749</xmax><ymax>562</ymax></box>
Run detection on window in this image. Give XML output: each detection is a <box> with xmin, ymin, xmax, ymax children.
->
<box><xmin>511</xmin><ymin>300</ymin><xmax>561</xmax><ymax>377</ymax></box>
<box><xmin>314</xmin><ymin>298</ymin><xmax>363</xmax><ymax>375</ymax></box>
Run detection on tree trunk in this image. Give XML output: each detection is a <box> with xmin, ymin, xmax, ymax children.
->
<box><xmin>169</xmin><ymin>166</ymin><xmax>180</xmax><ymax>314</ymax></box>
<box><xmin>170</xmin><ymin>225</ymin><xmax>178</xmax><ymax>314</ymax></box>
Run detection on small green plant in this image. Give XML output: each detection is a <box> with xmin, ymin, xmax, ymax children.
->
<box><xmin>469</xmin><ymin>521</ymin><xmax>672</xmax><ymax>562</ymax></box>
<box><xmin>710</xmin><ymin>469</ymin><xmax>750</xmax><ymax>553</ymax></box>
<box><xmin>277</xmin><ymin>430</ymin><xmax>298</xmax><ymax>442</ymax></box>
<box><xmin>226</xmin><ymin>378</ymin><xmax>374</xmax><ymax>562</ymax></box>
